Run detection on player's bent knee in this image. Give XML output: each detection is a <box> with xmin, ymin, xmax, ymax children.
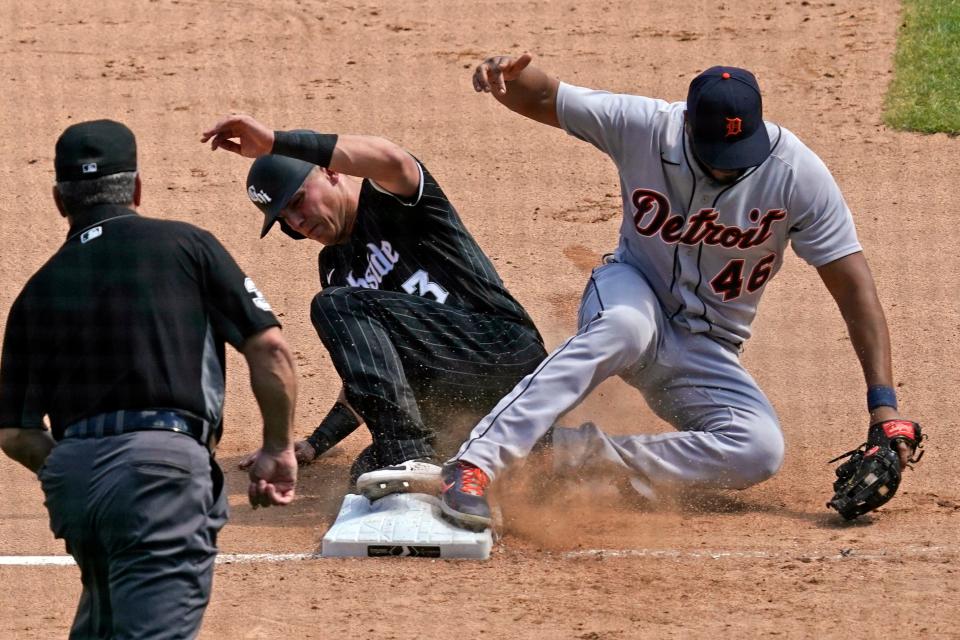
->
<box><xmin>310</xmin><ymin>292</ymin><xmax>333</xmax><ymax>326</ymax></box>
<box><xmin>310</xmin><ymin>287</ymin><xmax>357</xmax><ymax>324</ymax></box>
<box><xmin>594</xmin><ymin>305</ymin><xmax>656</xmax><ymax>360</ymax></box>
<box><xmin>313</xmin><ymin>286</ymin><xmax>354</xmax><ymax>303</ymax></box>
<box><xmin>727</xmin><ymin>424</ymin><xmax>785</xmax><ymax>488</ymax></box>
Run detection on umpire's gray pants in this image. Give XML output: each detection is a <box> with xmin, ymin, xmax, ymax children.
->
<box><xmin>39</xmin><ymin>430</ymin><xmax>228</xmax><ymax>640</ymax></box>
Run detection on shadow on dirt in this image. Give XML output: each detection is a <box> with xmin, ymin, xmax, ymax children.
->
<box><xmin>680</xmin><ymin>491</ymin><xmax>877</xmax><ymax>529</ymax></box>
<box><xmin>216</xmin><ymin>447</ymin><xmax>353</xmax><ymax>528</ymax></box>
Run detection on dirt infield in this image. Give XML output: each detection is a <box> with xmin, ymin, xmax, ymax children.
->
<box><xmin>2</xmin><ymin>0</ymin><xmax>958</xmax><ymax>638</ymax></box>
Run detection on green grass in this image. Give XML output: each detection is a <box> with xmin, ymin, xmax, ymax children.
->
<box><xmin>885</xmin><ymin>0</ymin><xmax>960</xmax><ymax>134</ymax></box>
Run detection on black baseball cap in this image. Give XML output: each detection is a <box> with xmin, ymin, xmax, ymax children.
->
<box><xmin>246</xmin><ymin>154</ymin><xmax>315</xmax><ymax>239</ymax></box>
<box><xmin>686</xmin><ymin>66</ymin><xmax>771</xmax><ymax>171</ymax></box>
<box><xmin>55</xmin><ymin>119</ymin><xmax>137</xmax><ymax>182</ymax></box>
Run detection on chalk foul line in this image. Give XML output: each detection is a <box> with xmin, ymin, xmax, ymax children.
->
<box><xmin>562</xmin><ymin>545</ymin><xmax>957</xmax><ymax>561</ymax></box>
<box><xmin>0</xmin><ymin>553</ymin><xmax>320</xmax><ymax>566</ymax></box>
<box><xmin>0</xmin><ymin>545</ymin><xmax>956</xmax><ymax>566</ymax></box>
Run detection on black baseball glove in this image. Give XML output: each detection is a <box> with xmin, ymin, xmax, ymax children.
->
<box><xmin>826</xmin><ymin>419</ymin><xmax>925</xmax><ymax>520</ymax></box>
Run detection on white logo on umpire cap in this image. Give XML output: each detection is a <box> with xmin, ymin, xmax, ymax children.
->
<box><xmin>247</xmin><ymin>185</ymin><xmax>272</xmax><ymax>205</ymax></box>
<box><xmin>82</xmin><ymin>162</ymin><xmax>98</xmax><ymax>174</ymax></box>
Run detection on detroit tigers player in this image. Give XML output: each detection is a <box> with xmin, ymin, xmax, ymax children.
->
<box><xmin>440</xmin><ymin>54</ymin><xmax>917</xmax><ymax>530</ymax></box>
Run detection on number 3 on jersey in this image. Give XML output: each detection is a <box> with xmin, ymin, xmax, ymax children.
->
<box><xmin>402</xmin><ymin>269</ymin><xmax>449</xmax><ymax>303</ymax></box>
<box><xmin>710</xmin><ymin>254</ymin><xmax>776</xmax><ymax>302</ymax></box>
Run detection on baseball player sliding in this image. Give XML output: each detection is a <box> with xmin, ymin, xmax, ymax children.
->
<box><xmin>440</xmin><ymin>54</ymin><xmax>923</xmax><ymax>530</ymax></box>
<box><xmin>202</xmin><ymin>114</ymin><xmax>546</xmax><ymax>501</ymax></box>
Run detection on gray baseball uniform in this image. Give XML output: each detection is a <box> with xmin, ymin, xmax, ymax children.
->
<box><xmin>451</xmin><ymin>82</ymin><xmax>862</xmax><ymax>497</ymax></box>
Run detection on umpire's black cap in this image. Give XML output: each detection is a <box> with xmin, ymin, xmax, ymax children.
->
<box><xmin>686</xmin><ymin>66</ymin><xmax>771</xmax><ymax>171</ymax></box>
<box><xmin>55</xmin><ymin>120</ymin><xmax>137</xmax><ymax>182</ymax></box>
<box><xmin>246</xmin><ymin>154</ymin><xmax>314</xmax><ymax>239</ymax></box>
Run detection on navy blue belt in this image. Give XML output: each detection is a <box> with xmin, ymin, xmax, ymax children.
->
<box><xmin>61</xmin><ymin>410</ymin><xmax>213</xmax><ymax>449</ymax></box>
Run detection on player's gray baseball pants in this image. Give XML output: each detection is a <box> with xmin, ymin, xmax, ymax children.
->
<box><xmin>39</xmin><ymin>430</ymin><xmax>227</xmax><ymax>640</ymax></box>
<box><xmin>452</xmin><ymin>260</ymin><xmax>785</xmax><ymax>499</ymax></box>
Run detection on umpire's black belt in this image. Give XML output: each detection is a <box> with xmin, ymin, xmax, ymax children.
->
<box><xmin>62</xmin><ymin>410</ymin><xmax>213</xmax><ymax>449</ymax></box>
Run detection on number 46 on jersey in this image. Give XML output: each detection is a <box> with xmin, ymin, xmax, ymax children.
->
<box><xmin>710</xmin><ymin>254</ymin><xmax>776</xmax><ymax>302</ymax></box>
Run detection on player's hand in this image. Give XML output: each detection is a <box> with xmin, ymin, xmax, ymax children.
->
<box><xmin>869</xmin><ymin>407</ymin><xmax>915</xmax><ymax>471</ymax></box>
<box><xmin>244</xmin><ymin>446</ymin><xmax>297</xmax><ymax>508</ymax></box>
<box><xmin>201</xmin><ymin>114</ymin><xmax>274</xmax><ymax>158</ymax></box>
<box><xmin>894</xmin><ymin>441</ymin><xmax>912</xmax><ymax>470</ymax></box>
<box><xmin>294</xmin><ymin>439</ymin><xmax>321</xmax><ymax>466</ymax></box>
<box><xmin>472</xmin><ymin>53</ymin><xmax>533</xmax><ymax>95</ymax></box>
<box><xmin>238</xmin><ymin>449</ymin><xmax>257</xmax><ymax>470</ymax></box>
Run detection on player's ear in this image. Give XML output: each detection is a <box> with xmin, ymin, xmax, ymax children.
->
<box><xmin>324</xmin><ymin>168</ymin><xmax>340</xmax><ymax>185</ymax></box>
<box><xmin>132</xmin><ymin>173</ymin><xmax>142</xmax><ymax>207</ymax></box>
<box><xmin>52</xmin><ymin>184</ymin><xmax>68</xmax><ymax>218</ymax></box>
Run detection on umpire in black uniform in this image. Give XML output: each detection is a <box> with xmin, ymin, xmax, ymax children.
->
<box><xmin>0</xmin><ymin>120</ymin><xmax>298</xmax><ymax>639</ymax></box>
<box><xmin>203</xmin><ymin>114</ymin><xmax>547</xmax><ymax>500</ymax></box>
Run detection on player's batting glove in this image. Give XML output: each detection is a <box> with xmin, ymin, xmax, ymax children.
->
<box><xmin>827</xmin><ymin>420</ymin><xmax>925</xmax><ymax>520</ymax></box>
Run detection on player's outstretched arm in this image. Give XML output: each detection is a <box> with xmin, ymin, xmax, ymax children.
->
<box><xmin>203</xmin><ymin>114</ymin><xmax>421</xmax><ymax>197</ymax></box>
<box><xmin>472</xmin><ymin>53</ymin><xmax>561</xmax><ymax>128</ymax></box>
<box><xmin>202</xmin><ymin>113</ymin><xmax>275</xmax><ymax>157</ymax></box>
<box><xmin>324</xmin><ymin>135</ymin><xmax>421</xmax><ymax>197</ymax></box>
<box><xmin>297</xmin><ymin>389</ymin><xmax>362</xmax><ymax>465</ymax></box>
<box><xmin>241</xmin><ymin>326</ymin><xmax>298</xmax><ymax>508</ymax></box>
<box><xmin>817</xmin><ymin>252</ymin><xmax>915</xmax><ymax>469</ymax></box>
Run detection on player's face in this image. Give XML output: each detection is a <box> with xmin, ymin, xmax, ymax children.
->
<box><xmin>280</xmin><ymin>169</ymin><xmax>350</xmax><ymax>245</ymax></box>
<box><xmin>691</xmin><ymin>146</ymin><xmax>743</xmax><ymax>185</ymax></box>
<box><xmin>684</xmin><ymin>120</ymin><xmax>745</xmax><ymax>185</ymax></box>
<box><xmin>703</xmin><ymin>165</ymin><xmax>742</xmax><ymax>184</ymax></box>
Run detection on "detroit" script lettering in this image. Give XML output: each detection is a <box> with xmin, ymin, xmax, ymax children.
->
<box><xmin>632</xmin><ymin>188</ymin><xmax>786</xmax><ymax>250</ymax></box>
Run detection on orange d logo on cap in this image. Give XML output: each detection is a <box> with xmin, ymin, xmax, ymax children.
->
<box><xmin>725</xmin><ymin>117</ymin><xmax>743</xmax><ymax>137</ymax></box>
<box><xmin>686</xmin><ymin>66</ymin><xmax>770</xmax><ymax>170</ymax></box>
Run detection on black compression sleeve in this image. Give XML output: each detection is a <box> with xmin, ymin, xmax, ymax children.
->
<box><xmin>305</xmin><ymin>402</ymin><xmax>361</xmax><ymax>456</ymax></box>
<box><xmin>272</xmin><ymin>130</ymin><xmax>338</xmax><ymax>167</ymax></box>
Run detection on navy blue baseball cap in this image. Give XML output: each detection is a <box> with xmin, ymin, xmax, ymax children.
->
<box><xmin>686</xmin><ymin>66</ymin><xmax>771</xmax><ymax>171</ymax></box>
<box><xmin>246</xmin><ymin>154</ymin><xmax>315</xmax><ymax>239</ymax></box>
<box><xmin>55</xmin><ymin>119</ymin><xmax>137</xmax><ymax>182</ymax></box>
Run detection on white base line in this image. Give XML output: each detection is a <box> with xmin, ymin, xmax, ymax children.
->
<box><xmin>563</xmin><ymin>545</ymin><xmax>958</xmax><ymax>561</ymax></box>
<box><xmin>0</xmin><ymin>553</ymin><xmax>321</xmax><ymax>567</ymax></box>
<box><xmin>0</xmin><ymin>545</ymin><xmax>956</xmax><ymax>566</ymax></box>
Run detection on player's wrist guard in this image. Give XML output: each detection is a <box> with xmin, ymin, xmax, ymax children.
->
<box><xmin>305</xmin><ymin>402</ymin><xmax>361</xmax><ymax>459</ymax></box>
<box><xmin>826</xmin><ymin>419</ymin><xmax>925</xmax><ymax>520</ymax></box>
<box><xmin>272</xmin><ymin>130</ymin><xmax>338</xmax><ymax>167</ymax></box>
<box><xmin>866</xmin><ymin>384</ymin><xmax>897</xmax><ymax>411</ymax></box>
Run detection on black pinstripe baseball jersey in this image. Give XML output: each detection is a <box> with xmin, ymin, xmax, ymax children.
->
<box><xmin>317</xmin><ymin>162</ymin><xmax>537</xmax><ymax>332</ymax></box>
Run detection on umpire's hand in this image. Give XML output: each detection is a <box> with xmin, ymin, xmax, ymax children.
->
<box><xmin>242</xmin><ymin>446</ymin><xmax>297</xmax><ymax>508</ymax></box>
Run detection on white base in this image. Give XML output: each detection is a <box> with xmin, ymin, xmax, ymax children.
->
<box><xmin>321</xmin><ymin>493</ymin><xmax>492</xmax><ymax>560</ymax></box>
